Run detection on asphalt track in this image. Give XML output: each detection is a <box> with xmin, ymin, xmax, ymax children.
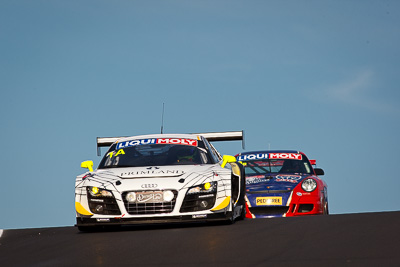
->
<box><xmin>1</xmin><ymin>211</ymin><xmax>399</xmax><ymax>267</ymax></box>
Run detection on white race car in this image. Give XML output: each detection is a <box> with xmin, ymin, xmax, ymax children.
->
<box><xmin>75</xmin><ymin>131</ymin><xmax>246</xmax><ymax>231</ymax></box>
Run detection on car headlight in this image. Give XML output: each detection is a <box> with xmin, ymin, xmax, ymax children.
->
<box><xmin>163</xmin><ymin>190</ymin><xmax>175</xmax><ymax>202</ymax></box>
<box><xmin>181</xmin><ymin>182</ymin><xmax>218</xmax><ymax>212</ymax></box>
<box><xmin>187</xmin><ymin>182</ymin><xmax>217</xmax><ymax>194</ymax></box>
<box><xmin>126</xmin><ymin>192</ymin><xmax>137</xmax><ymax>203</ymax></box>
<box><xmin>88</xmin><ymin>186</ymin><xmax>113</xmax><ymax>197</ymax></box>
<box><xmin>301</xmin><ymin>178</ymin><xmax>317</xmax><ymax>192</ymax></box>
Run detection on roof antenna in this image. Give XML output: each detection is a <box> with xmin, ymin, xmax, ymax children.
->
<box><xmin>161</xmin><ymin>103</ymin><xmax>165</xmax><ymax>134</ymax></box>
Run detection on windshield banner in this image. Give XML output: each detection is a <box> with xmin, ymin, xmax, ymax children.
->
<box><xmin>238</xmin><ymin>153</ymin><xmax>302</xmax><ymax>161</ymax></box>
<box><xmin>117</xmin><ymin>138</ymin><xmax>198</xmax><ymax>149</ymax></box>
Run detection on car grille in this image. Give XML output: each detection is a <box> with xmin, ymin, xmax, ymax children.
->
<box><xmin>249</xmin><ymin>206</ymin><xmax>290</xmax><ymax>216</ymax></box>
<box><xmin>298</xmin><ymin>204</ymin><xmax>314</xmax><ymax>213</ymax></box>
<box><xmin>86</xmin><ymin>188</ymin><xmax>121</xmax><ymax>215</ymax></box>
<box><xmin>122</xmin><ymin>190</ymin><xmax>178</xmax><ymax>215</ymax></box>
<box><xmin>180</xmin><ymin>193</ymin><xmax>216</xmax><ymax>213</ymax></box>
<box><xmin>88</xmin><ymin>197</ymin><xmax>121</xmax><ymax>215</ymax></box>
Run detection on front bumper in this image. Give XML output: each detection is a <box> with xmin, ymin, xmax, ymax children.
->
<box><xmin>75</xmin><ymin>212</ymin><xmax>232</xmax><ymax>227</ymax></box>
<box><xmin>76</xmin><ymin>180</ymin><xmax>234</xmax><ymax>227</ymax></box>
<box><xmin>247</xmin><ymin>193</ymin><xmax>324</xmax><ymax>218</ymax></box>
<box><xmin>285</xmin><ymin>194</ymin><xmax>324</xmax><ymax>217</ymax></box>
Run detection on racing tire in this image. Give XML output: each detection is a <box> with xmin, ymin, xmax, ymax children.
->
<box><xmin>238</xmin><ymin>204</ymin><xmax>246</xmax><ymax>220</ymax></box>
<box><xmin>322</xmin><ymin>188</ymin><xmax>329</xmax><ymax>215</ymax></box>
<box><xmin>224</xmin><ymin>199</ymin><xmax>236</xmax><ymax>225</ymax></box>
<box><xmin>323</xmin><ymin>203</ymin><xmax>329</xmax><ymax>215</ymax></box>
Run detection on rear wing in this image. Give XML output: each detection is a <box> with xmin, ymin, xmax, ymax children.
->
<box><xmin>96</xmin><ymin>130</ymin><xmax>244</xmax><ymax>156</ymax></box>
<box><xmin>191</xmin><ymin>131</ymin><xmax>244</xmax><ymax>142</ymax></box>
<box><xmin>97</xmin><ymin>137</ymin><xmax>124</xmax><ymax>156</ymax></box>
<box><xmin>193</xmin><ymin>131</ymin><xmax>245</xmax><ymax>160</ymax></box>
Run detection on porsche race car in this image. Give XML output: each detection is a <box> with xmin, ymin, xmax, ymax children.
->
<box><xmin>75</xmin><ymin>132</ymin><xmax>246</xmax><ymax>231</ymax></box>
<box><xmin>236</xmin><ymin>150</ymin><xmax>328</xmax><ymax>218</ymax></box>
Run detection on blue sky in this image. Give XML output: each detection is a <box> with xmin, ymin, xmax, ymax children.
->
<box><xmin>1</xmin><ymin>1</ymin><xmax>399</xmax><ymax>229</ymax></box>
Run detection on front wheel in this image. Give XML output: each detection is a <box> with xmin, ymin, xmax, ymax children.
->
<box><xmin>323</xmin><ymin>203</ymin><xmax>329</xmax><ymax>215</ymax></box>
<box><xmin>237</xmin><ymin>203</ymin><xmax>246</xmax><ymax>220</ymax></box>
<box><xmin>224</xmin><ymin>199</ymin><xmax>236</xmax><ymax>225</ymax></box>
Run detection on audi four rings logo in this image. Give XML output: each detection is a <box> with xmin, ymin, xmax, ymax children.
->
<box><xmin>141</xmin><ymin>184</ymin><xmax>158</xmax><ymax>188</ymax></box>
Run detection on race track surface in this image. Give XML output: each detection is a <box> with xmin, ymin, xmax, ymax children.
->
<box><xmin>1</xmin><ymin>211</ymin><xmax>400</xmax><ymax>266</ymax></box>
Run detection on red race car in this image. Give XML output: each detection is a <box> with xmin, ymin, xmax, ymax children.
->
<box><xmin>236</xmin><ymin>150</ymin><xmax>328</xmax><ymax>218</ymax></box>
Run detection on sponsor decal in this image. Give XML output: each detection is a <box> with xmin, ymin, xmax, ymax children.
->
<box><xmin>246</xmin><ymin>177</ymin><xmax>268</xmax><ymax>185</ymax></box>
<box><xmin>238</xmin><ymin>153</ymin><xmax>302</xmax><ymax>161</ymax></box>
<box><xmin>120</xmin><ymin>169</ymin><xmax>185</xmax><ymax>177</ymax></box>
<box><xmin>90</xmin><ymin>199</ymin><xmax>104</xmax><ymax>203</ymax></box>
<box><xmin>237</xmin><ymin>153</ymin><xmax>269</xmax><ymax>161</ymax></box>
<box><xmin>192</xmin><ymin>214</ymin><xmax>207</xmax><ymax>219</ymax></box>
<box><xmin>157</xmin><ymin>138</ymin><xmax>197</xmax><ymax>146</ymax></box>
<box><xmin>96</xmin><ymin>218</ymin><xmax>110</xmax><ymax>222</ymax></box>
<box><xmin>141</xmin><ymin>183</ymin><xmax>158</xmax><ymax>189</ymax></box>
<box><xmin>137</xmin><ymin>192</ymin><xmax>163</xmax><ymax>203</ymax></box>
<box><xmin>256</xmin><ymin>197</ymin><xmax>283</xmax><ymax>206</ymax></box>
<box><xmin>117</xmin><ymin>138</ymin><xmax>197</xmax><ymax>149</ymax></box>
<box><xmin>275</xmin><ymin>175</ymin><xmax>302</xmax><ymax>183</ymax></box>
<box><xmin>269</xmin><ymin>153</ymin><xmax>302</xmax><ymax>160</ymax></box>
<box><xmin>246</xmin><ymin>175</ymin><xmax>265</xmax><ymax>179</ymax></box>
<box><xmin>117</xmin><ymin>138</ymin><xmax>156</xmax><ymax>149</ymax></box>
<box><xmin>296</xmin><ymin>192</ymin><xmax>302</xmax><ymax>196</ymax></box>
<box><xmin>198</xmin><ymin>194</ymin><xmax>215</xmax><ymax>199</ymax></box>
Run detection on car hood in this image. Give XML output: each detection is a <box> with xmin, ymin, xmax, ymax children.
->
<box><xmin>95</xmin><ymin>164</ymin><xmax>214</xmax><ymax>179</ymax></box>
<box><xmin>246</xmin><ymin>174</ymin><xmax>309</xmax><ymax>192</ymax></box>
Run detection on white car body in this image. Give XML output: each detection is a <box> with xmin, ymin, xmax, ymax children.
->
<box><xmin>75</xmin><ymin>132</ymin><xmax>245</xmax><ymax>230</ymax></box>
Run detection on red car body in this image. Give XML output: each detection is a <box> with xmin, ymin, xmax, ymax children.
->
<box><xmin>236</xmin><ymin>150</ymin><xmax>328</xmax><ymax>218</ymax></box>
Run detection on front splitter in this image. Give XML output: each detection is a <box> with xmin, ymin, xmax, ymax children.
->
<box><xmin>76</xmin><ymin>212</ymin><xmax>232</xmax><ymax>227</ymax></box>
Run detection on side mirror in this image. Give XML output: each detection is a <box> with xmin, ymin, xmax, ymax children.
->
<box><xmin>221</xmin><ymin>155</ymin><xmax>236</xmax><ymax>168</ymax></box>
<box><xmin>314</xmin><ymin>168</ymin><xmax>324</xmax><ymax>176</ymax></box>
<box><xmin>81</xmin><ymin>160</ymin><xmax>94</xmax><ymax>172</ymax></box>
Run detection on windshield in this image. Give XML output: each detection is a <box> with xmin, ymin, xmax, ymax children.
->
<box><xmin>240</xmin><ymin>153</ymin><xmax>313</xmax><ymax>176</ymax></box>
<box><xmin>98</xmin><ymin>142</ymin><xmax>211</xmax><ymax>169</ymax></box>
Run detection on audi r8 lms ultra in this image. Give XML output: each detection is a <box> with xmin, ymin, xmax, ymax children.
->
<box><xmin>236</xmin><ymin>150</ymin><xmax>328</xmax><ymax>218</ymax></box>
<box><xmin>75</xmin><ymin>132</ymin><xmax>246</xmax><ymax>231</ymax></box>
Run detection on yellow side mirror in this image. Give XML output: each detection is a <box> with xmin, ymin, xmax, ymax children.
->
<box><xmin>221</xmin><ymin>155</ymin><xmax>237</xmax><ymax>168</ymax></box>
<box><xmin>81</xmin><ymin>160</ymin><xmax>94</xmax><ymax>172</ymax></box>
